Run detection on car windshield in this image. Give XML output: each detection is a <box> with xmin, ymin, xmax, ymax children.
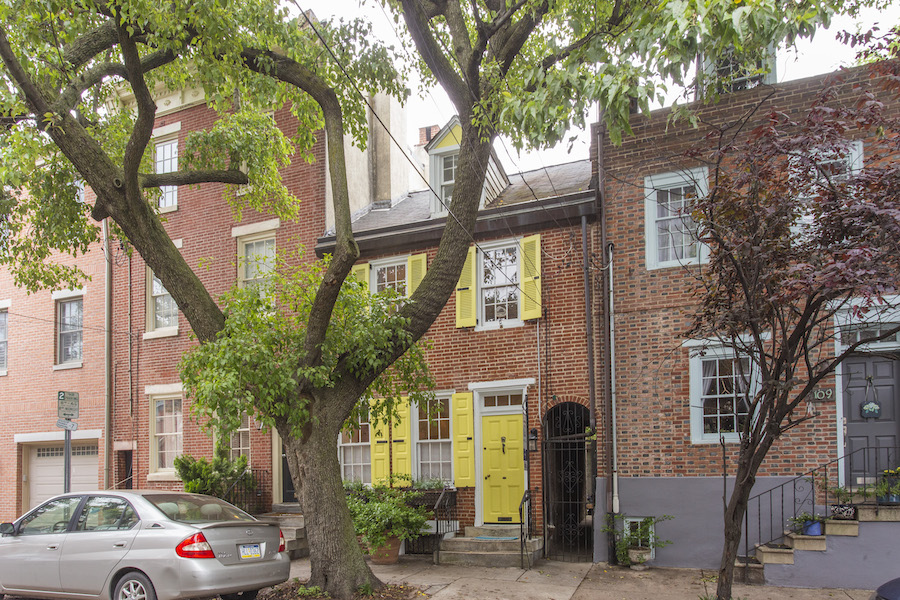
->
<box><xmin>144</xmin><ymin>494</ymin><xmax>254</xmax><ymax>523</ymax></box>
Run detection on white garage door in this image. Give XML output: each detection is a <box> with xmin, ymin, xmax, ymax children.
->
<box><xmin>28</xmin><ymin>443</ymin><xmax>99</xmax><ymax>510</ymax></box>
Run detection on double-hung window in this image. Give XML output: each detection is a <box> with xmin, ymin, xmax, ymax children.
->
<box><xmin>146</xmin><ymin>270</ymin><xmax>177</xmax><ymax>337</ymax></box>
<box><xmin>441</xmin><ymin>154</ymin><xmax>457</xmax><ymax>206</ymax></box>
<box><xmin>152</xmin><ymin>396</ymin><xmax>183</xmax><ymax>472</ymax></box>
<box><xmin>644</xmin><ymin>168</ymin><xmax>708</xmax><ymax>270</ymax></box>
<box><xmin>338</xmin><ymin>411</ymin><xmax>371</xmax><ymax>483</ymax></box>
<box><xmin>238</xmin><ymin>233</ymin><xmax>276</xmax><ymax>293</ymax></box>
<box><xmin>57</xmin><ymin>297</ymin><xmax>83</xmax><ymax>365</ymax></box>
<box><xmin>416</xmin><ymin>398</ymin><xmax>452</xmax><ymax>482</ymax></box>
<box><xmin>455</xmin><ymin>235</ymin><xmax>541</xmax><ymax>329</ymax></box>
<box><xmin>0</xmin><ymin>305</ymin><xmax>7</xmax><ymax>374</ymax></box>
<box><xmin>155</xmin><ymin>138</ymin><xmax>178</xmax><ymax>211</ymax></box>
<box><xmin>229</xmin><ymin>413</ymin><xmax>251</xmax><ymax>462</ymax></box>
<box><xmin>374</xmin><ymin>260</ymin><xmax>407</xmax><ymax>295</ymax></box>
<box><xmin>689</xmin><ymin>345</ymin><xmax>754</xmax><ymax>444</ymax></box>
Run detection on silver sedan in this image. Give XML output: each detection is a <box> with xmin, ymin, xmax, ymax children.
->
<box><xmin>0</xmin><ymin>490</ymin><xmax>290</xmax><ymax>600</ymax></box>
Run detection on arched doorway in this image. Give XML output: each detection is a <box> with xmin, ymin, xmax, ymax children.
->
<box><xmin>542</xmin><ymin>402</ymin><xmax>594</xmax><ymax>561</ymax></box>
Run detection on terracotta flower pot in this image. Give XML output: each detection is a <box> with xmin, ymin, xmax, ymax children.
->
<box><xmin>369</xmin><ymin>535</ymin><xmax>402</xmax><ymax>565</ymax></box>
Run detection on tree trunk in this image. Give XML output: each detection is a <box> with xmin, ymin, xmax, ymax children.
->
<box><xmin>715</xmin><ymin>438</ymin><xmax>773</xmax><ymax>600</ymax></box>
<box><xmin>280</xmin><ymin>417</ymin><xmax>382</xmax><ymax>599</ymax></box>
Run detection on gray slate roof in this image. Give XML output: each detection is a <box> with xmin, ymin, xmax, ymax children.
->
<box><xmin>350</xmin><ymin>159</ymin><xmax>592</xmax><ymax>234</ymax></box>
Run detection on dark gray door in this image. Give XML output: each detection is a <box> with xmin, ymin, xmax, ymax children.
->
<box><xmin>843</xmin><ymin>355</ymin><xmax>900</xmax><ymax>486</ymax></box>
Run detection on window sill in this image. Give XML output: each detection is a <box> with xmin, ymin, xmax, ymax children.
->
<box><xmin>475</xmin><ymin>319</ymin><xmax>524</xmax><ymax>333</ymax></box>
<box><xmin>158</xmin><ymin>204</ymin><xmax>178</xmax><ymax>214</ymax></box>
<box><xmin>147</xmin><ymin>470</ymin><xmax>181</xmax><ymax>482</ymax></box>
<box><xmin>143</xmin><ymin>327</ymin><xmax>179</xmax><ymax>340</ymax></box>
<box><xmin>53</xmin><ymin>362</ymin><xmax>83</xmax><ymax>371</ymax></box>
<box><xmin>691</xmin><ymin>435</ymin><xmax>740</xmax><ymax>445</ymax></box>
<box><xmin>0</xmin><ymin>369</ymin><xmax>6</xmax><ymax>377</ymax></box>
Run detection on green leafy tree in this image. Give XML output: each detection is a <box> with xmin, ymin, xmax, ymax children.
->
<box><xmin>0</xmin><ymin>0</ymin><xmax>851</xmax><ymax>596</ymax></box>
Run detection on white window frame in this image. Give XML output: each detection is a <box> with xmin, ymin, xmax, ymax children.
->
<box><xmin>623</xmin><ymin>517</ymin><xmax>659</xmax><ymax>559</ymax></box>
<box><xmin>154</xmin><ymin>137</ymin><xmax>179</xmax><ymax>213</ymax></box>
<box><xmin>644</xmin><ymin>167</ymin><xmax>709</xmax><ymax>271</ymax></box>
<box><xmin>338</xmin><ymin>410</ymin><xmax>371</xmax><ymax>484</ymax></box>
<box><xmin>144</xmin><ymin>267</ymin><xmax>179</xmax><ymax>339</ymax></box>
<box><xmin>476</xmin><ymin>238</ymin><xmax>523</xmax><ymax>332</ymax></box>
<box><xmin>229</xmin><ymin>413</ymin><xmax>252</xmax><ymax>463</ymax></box>
<box><xmin>148</xmin><ymin>392</ymin><xmax>183</xmax><ymax>479</ymax></box>
<box><xmin>429</xmin><ymin>146</ymin><xmax>458</xmax><ymax>218</ymax></box>
<box><xmin>689</xmin><ymin>344</ymin><xmax>757</xmax><ymax>444</ymax></box>
<box><xmin>369</xmin><ymin>256</ymin><xmax>408</xmax><ymax>295</ymax></box>
<box><xmin>55</xmin><ymin>296</ymin><xmax>83</xmax><ymax>368</ymax></box>
<box><xmin>0</xmin><ymin>299</ymin><xmax>8</xmax><ymax>376</ymax></box>
<box><xmin>412</xmin><ymin>394</ymin><xmax>453</xmax><ymax>484</ymax></box>
<box><xmin>237</xmin><ymin>231</ymin><xmax>276</xmax><ymax>291</ymax></box>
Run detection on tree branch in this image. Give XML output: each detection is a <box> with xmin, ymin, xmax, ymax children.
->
<box><xmin>140</xmin><ymin>170</ymin><xmax>250</xmax><ymax>188</ymax></box>
<box><xmin>116</xmin><ymin>23</ymin><xmax>156</xmax><ymax>198</ymax></box>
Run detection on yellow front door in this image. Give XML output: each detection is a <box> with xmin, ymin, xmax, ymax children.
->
<box><xmin>481</xmin><ymin>414</ymin><xmax>525</xmax><ymax>523</ymax></box>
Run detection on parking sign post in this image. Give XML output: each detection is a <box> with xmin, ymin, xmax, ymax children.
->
<box><xmin>57</xmin><ymin>392</ymin><xmax>79</xmax><ymax>493</ymax></box>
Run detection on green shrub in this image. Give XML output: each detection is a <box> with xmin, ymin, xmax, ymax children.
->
<box><xmin>346</xmin><ymin>485</ymin><xmax>428</xmax><ymax>550</ymax></box>
<box><xmin>174</xmin><ymin>444</ymin><xmax>253</xmax><ymax>499</ymax></box>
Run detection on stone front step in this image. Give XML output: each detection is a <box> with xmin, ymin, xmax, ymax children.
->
<box><xmin>259</xmin><ymin>511</ymin><xmax>309</xmax><ymax>559</ymax></box>
<box><xmin>755</xmin><ymin>544</ymin><xmax>794</xmax><ymax>565</ymax></box>
<box><xmin>440</xmin><ymin>536</ymin><xmax>542</xmax><ymax>553</ymax></box>
<box><xmin>784</xmin><ymin>532</ymin><xmax>826</xmax><ymax>551</ymax></box>
<box><xmin>857</xmin><ymin>504</ymin><xmax>900</xmax><ymax>522</ymax></box>
<box><xmin>464</xmin><ymin>524</ymin><xmax>523</xmax><ymax>538</ymax></box>
<box><xmin>438</xmin><ymin>544</ymin><xmax>543</xmax><ymax>568</ymax></box>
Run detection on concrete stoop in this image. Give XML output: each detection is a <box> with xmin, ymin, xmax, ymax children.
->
<box><xmin>260</xmin><ymin>510</ymin><xmax>309</xmax><ymax>559</ymax></box>
<box><xmin>437</xmin><ymin>524</ymin><xmax>543</xmax><ymax>567</ymax></box>
<box><xmin>754</xmin><ymin>505</ymin><xmax>899</xmax><ymax>570</ymax></box>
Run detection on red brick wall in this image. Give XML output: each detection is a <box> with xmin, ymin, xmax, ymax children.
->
<box><xmin>110</xmin><ymin>101</ymin><xmax>328</xmax><ymax>496</ymax></box>
<box><xmin>0</xmin><ymin>239</ymin><xmax>109</xmax><ymax>520</ymax></box>
<box><xmin>591</xmin><ymin>64</ymin><xmax>897</xmax><ymax>481</ymax></box>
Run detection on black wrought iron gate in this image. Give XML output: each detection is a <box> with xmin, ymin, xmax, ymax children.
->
<box><xmin>542</xmin><ymin>402</ymin><xmax>594</xmax><ymax>561</ymax></box>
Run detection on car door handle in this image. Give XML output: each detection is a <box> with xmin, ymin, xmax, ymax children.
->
<box><xmin>113</xmin><ymin>542</ymin><xmax>127</xmax><ymax>548</ymax></box>
<box><xmin>46</xmin><ymin>544</ymin><xmax>59</xmax><ymax>550</ymax></box>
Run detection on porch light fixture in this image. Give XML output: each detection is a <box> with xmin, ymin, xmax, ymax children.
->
<box><xmin>528</xmin><ymin>428</ymin><xmax>539</xmax><ymax>452</ymax></box>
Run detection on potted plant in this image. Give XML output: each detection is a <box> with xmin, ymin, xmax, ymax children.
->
<box><xmin>346</xmin><ymin>484</ymin><xmax>428</xmax><ymax>564</ymax></box>
<box><xmin>407</xmin><ymin>477</ymin><xmax>457</xmax><ymax>508</ymax></box>
<box><xmin>875</xmin><ymin>468</ymin><xmax>900</xmax><ymax>505</ymax></box>
<box><xmin>828</xmin><ymin>484</ymin><xmax>857</xmax><ymax>520</ymax></box>
<box><xmin>601</xmin><ymin>514</ymin><xmax>673</xmax><ymax>570</ymax></box>
<box><xmin>787</xmin><ymin>512</ymin><xmax>825</xmax><ymax>536</ymax></box>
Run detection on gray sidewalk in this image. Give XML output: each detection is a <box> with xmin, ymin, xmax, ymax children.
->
<box><xmin>289</xmin><ymin>555</ymin><xmax>874</xmax><ymax>599</ymax></box>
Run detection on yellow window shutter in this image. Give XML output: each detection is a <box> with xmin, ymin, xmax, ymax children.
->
<box><xmin>370</xmin><ymin>400</ymin><xmax>390</xmax><ymax>484</ymax></box>
<box><xmin>407</xmin><ymin>253</ymin><xmax>427</xmax><ymax>296</ymax></box>
<box><xmin>455</xmin><ymin>246</ymin><xmax>477</xmax><ymax>327</ymax></box>
<box><xmin>351</xmin><ymin>263</ymin><xmax>369</xmax><ymax>293</ymax></box>
<box><xmin>391</xmin><ymin>397</ymin><xmax>412</xmax><ymax>479</ymax></box>
<box><xmin>452</xmin><ymin>392</ymin><xmax>476</xmax><ymax>487</ymax></box>
<box><xmin>520</xmin><ymin>234</ymin><xmax>541</xmax><ymax>320</ymax></box>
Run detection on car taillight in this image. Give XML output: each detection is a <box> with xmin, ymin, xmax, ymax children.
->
<box><xmin>176</xmin><ymin>532</ymin><xmax>215</xmax><ymax>558</ymax></box>
<box><xmin>278</xmin><ymin>529</ymin><xmax>286</xmax><ymax>553</ymax></box>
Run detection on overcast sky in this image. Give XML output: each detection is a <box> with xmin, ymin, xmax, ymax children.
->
<box><xmin>297</xmin><ymin>1</ymin><xmax>899</xmax><ymax>174</ymax></box>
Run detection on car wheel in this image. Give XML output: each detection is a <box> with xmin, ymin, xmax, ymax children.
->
<box><xmin>221</xmin><ymin>590</ymin><xmax>259</xmax><ymax>600</ymax></box>
<box><xmin>114</xmin><ymin>572</ymin><xmax>157</xmax><ymax>600</ymax></box>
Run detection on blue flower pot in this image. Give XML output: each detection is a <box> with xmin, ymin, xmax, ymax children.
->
<box><xmin>801</xmin><ymin>520</ymin><xmax>823</xmax><ymax>536</ymax></box>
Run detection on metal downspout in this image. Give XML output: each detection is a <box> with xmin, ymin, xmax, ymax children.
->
<box><xmin>103</xmin><ymin>219</ymin><xmax>112</xmax><ymax>489</ymax></box>
<box><xmin>581</xmin><ymin>215</ymin><xmax>598</xmax><ymax>477</ymax></box>
<box><xmin>597</xmin><ymin>118</ymin><xmax>620</xmax><ymax>563</ymax></box>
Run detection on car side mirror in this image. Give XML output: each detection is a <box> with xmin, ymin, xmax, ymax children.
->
<box><xmin>0</xmin><ymin>522</ymin><xmax>15</xmax><ymax>535</ymax></box>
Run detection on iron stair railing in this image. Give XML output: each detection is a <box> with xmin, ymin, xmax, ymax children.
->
<box><xmin>743</xmin><ymin>446</ymin><xmax>900</xmax><ymax>561</ymax></box>
<box><xmin>519</xmin><ymin>489</ymin><xmax>534</xmax><ymax>569</ymax></box>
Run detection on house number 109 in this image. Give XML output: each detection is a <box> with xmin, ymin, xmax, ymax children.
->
<box><xmin>812</xmin><ymin>388</ymin><xmax>833</xmax><ymax>402</ymax></box>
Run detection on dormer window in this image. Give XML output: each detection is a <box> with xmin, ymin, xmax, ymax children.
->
<box><xmin>441</xmin><ymin>153</ymin><xmax>457</xmax><ymax>205</ymax></box>
<box><xmin>424</xmin><ymin>116</ymin><xmax>509</xmax><ymax>218</ymax></box>
<box><xmin>697</xmin><ymin>46</ymin><xmax>776</xmax><ymax>99</ymax></box>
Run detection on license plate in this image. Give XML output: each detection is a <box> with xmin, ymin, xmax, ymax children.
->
<box><xmin>239</xmin><ymin>543</ymin><xmax>261</xmax><ymax>559</ymax></box>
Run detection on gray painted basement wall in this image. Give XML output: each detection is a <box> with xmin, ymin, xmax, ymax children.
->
<box><xmin>592</xmin><ymin>476</ymin><xmax>793</xmax><ymax>569</ymax></box>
